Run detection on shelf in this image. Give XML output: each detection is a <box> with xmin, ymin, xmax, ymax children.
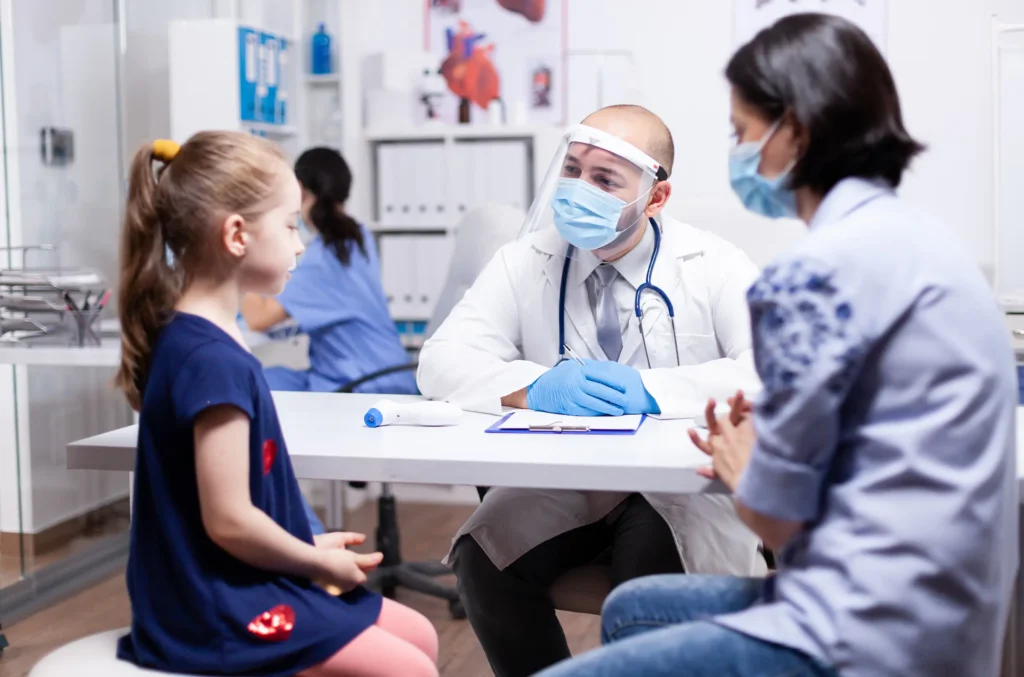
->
<box><xmin>244</xmin><ymin>122</ymin><xmax>300</xmax><ymax>136</ymax></box>
<box><xmin>368</xmin><ymin>222</ymin><xmax>452</xmax><ymax>234</ymax></box>
<box><xmin>305</xmin><ymin>73</ymin><xmax>341</xmax><ymax>86</ymax></box>
<box><xmin>364</xmin><ymin>124</ymin><xmax>562</xmax><ymax>143</ymax></box>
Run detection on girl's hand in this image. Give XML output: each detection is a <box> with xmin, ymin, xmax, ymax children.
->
<box><xmin>318</xmin><ymin>549</ymin><xmax>384</xmax><ymax>593</ymax></box>
<box><xmin>314</xmin><ymin>532</ymin><xmax>367</xmax><ymax>550</ymax></box>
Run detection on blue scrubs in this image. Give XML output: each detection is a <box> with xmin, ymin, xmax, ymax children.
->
<box><xmin>120</xmin><ymin>313</ymin><xmax>382</xmax><ymax>676</ymax></box>
<box><xmin>264</xmin><ymin>228</ymin><xmax>416</xmax><ymax>535</ymax></box>
<box><xmin>264</xmin><ymin>228</ymin><xmax>417</xmax><ymax>396</ymax></box>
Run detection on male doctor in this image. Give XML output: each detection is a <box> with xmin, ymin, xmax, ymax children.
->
<box><xmin>418</xmin><ymin>105</ymin><xmax>764</xmax><ymax>677</ymax></box>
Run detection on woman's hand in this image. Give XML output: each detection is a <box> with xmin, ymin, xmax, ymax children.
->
<box><xmin>689</xmin><ymin>391</ymin><xmax>756</xmax><ymax>493</ymax></box>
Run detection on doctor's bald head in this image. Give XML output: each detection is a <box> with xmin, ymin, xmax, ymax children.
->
<box><xmin>582</xmin><ymin>105</ymin><xmax>675</xmax><ymax>179</ymax></box>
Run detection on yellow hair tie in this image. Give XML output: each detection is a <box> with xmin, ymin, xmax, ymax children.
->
<box><xmin>152</xmin><ymin>139</ymin><xmax>180</xmax><ymax>163</ymax></box>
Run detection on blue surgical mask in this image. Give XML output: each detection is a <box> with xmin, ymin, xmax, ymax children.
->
<box><xmin>728</xmin><ymin>121</ymin><xmax>798</xmax><ymax>220</ymax></box>
<box><xmin>551</xmin><ymin>178</ymin><xmax>628</xmax><ymax>250</ymax></box>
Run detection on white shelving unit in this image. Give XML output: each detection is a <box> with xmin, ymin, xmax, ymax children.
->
<box><xmin>365</xmin><ymin>124</ymin><xmax>562</xmax><ymax>345</ymax></box>
<box><xmin>168</xmin><ymin>18</ymin><xmax>301</xmax><ymax>154</ymax></box>
<box><xmin>363</xmin><ymin>124</ymin><xmax>559</xmax><ymax>142</ymax></box>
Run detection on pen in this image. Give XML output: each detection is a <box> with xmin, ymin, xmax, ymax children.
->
<box><xmin>563</xmin><ymin>343</ymin><xmax>585</xmax><ymax>366</ymax></box>
<box><xmin>62</xmin><ymin>291</ymin><xmax>79</xmax><ymax>313</ymax></box>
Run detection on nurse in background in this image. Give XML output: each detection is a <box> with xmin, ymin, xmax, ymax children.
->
<box><xmin>242</xmin><ymin>147</ymin><xmax>416</xmax><ymax>396</ymax></box>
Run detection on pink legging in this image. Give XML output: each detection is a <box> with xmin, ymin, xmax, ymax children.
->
<box><xmin>298</xmin><ymin>598</ymin><xmax>439</xmax><ymax>677</ymax></box>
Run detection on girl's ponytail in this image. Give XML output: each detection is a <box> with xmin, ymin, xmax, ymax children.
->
<box><xmin>114</xmin><ymin>142</ymin><xmax>181</xmax><ymax>410</ymax></box>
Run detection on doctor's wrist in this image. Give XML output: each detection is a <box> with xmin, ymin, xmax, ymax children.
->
<box><xmin>502</xmin><ymin>388</ymin><xmax>528</xmax><ymax>409</ymax></box>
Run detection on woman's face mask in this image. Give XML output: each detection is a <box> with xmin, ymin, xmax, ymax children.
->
<box><xmin>728</xmin><ymin>119</ymin><xmax>798</xmax><ymax>220</ymax></box>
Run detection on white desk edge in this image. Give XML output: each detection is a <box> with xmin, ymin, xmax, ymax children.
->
<box><xmin>66</xmin><ymin>405</ymin><xmax>1024</xmax><ymax>499</ymax></box>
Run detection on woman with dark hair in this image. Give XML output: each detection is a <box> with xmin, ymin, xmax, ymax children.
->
<box><xmin>536</xmin><ymin>13</ymin><xmax>1016</xmax><ymax>677</ymax></box>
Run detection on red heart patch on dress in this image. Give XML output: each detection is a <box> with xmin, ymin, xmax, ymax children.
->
<box><xmin>247</xmin><ymin>604</ymin><xmax>295</xmax><ymax>641</ymax></box>
<box><xmin>262</xmin><ymin>439</ymin><xmax>278</xmax><ymax>475</ymax></box>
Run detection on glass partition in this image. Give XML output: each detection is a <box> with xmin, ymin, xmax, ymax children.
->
<box><xmin>0</xmin><ymin>0</ymin><xmax>131</xmax><ymax>600</ymax></box>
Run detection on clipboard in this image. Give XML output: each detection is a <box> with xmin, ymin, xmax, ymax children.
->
<box><xmin>485</xmin><ymin>412</ymin><xmax>648</xmax><ymax>436</ymax></box>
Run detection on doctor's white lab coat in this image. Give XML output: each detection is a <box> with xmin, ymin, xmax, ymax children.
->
<box><xmin>418</xmin><ymin>215</ymin><xmax>767</xmax><ymax>575</ymax></box>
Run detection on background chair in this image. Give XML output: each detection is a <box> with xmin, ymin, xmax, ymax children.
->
<box><xmin>335</xmin><ymin>363</ymin><xmax>466</xmax><ymax>619</ymax></box>
<box><xmin>332</xmin><ymin>203</ymin><xmax>525</xmax><ymax>619</ymax></box>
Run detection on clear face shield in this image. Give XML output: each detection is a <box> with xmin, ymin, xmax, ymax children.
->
<box><xmin>518</xmin><ymin>124</ymin><xmax>667</xmax><ymax>260</ymax></box>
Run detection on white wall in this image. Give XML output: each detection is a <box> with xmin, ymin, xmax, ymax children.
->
<box><xmin>996</xmin><ymin>0</ymin><xmax>1024</xmax><ymax>24</ymax></box>
<box><xmin>338</xmin><ymin>0</ymin><xmax>1006</xmax><ymax>270</ymax></box>
<box><xmin>120</xmin><ymin>0</ymin><xmax>213</xmax><ymax>164</ymax></box>
<box><xmin>568</xmin><ymin>0</ymin><xmax>1004</xmax><ymax>269</ymax></box>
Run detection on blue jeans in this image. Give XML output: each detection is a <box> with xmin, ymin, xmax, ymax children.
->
<box><xmin>535</xmin><ymin>575</ymin><xmax>837</xmax><ymax>677</ymax></box>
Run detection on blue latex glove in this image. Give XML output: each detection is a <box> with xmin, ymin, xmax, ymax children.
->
<box><xmin>581</xmin><ymin>359</ymin><xmax>661</xmax><ymax>415</ymax></box>
<box><xmin>526</xmin><ymin>360</ymin><xmax>627</xmax><ymax>416</ymax></box>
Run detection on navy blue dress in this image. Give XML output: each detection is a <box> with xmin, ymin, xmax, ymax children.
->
<box><xmin>118</xmin><ymin>313</ymin><xmax>382</xmax><ymax>676</ymax></box>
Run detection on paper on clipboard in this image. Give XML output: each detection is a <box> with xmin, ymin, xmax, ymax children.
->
<box><xmin>497</xmin><ymin>411</ymin><xmax>644</xmax><ymax>432</ymax></box>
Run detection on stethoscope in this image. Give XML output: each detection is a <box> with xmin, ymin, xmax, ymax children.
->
<box><xmin>557</xmin><ymin>216</ymin><xmax>681</xmax><ymax>369</ymax></box>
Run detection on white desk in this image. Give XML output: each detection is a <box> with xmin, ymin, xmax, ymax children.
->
<box><xmin>65</xmin><ymin>393</ymin><xmax>1024</xmax><ymax>676</ymax></box>
<box><xmin>0</xmin><ymin>339</ymin><xmax>121</xmax><ymax>367</ymax></box>
<box><xmin>67</xmin><ymin>392</ymin><xmax>721</xmax><ymax>494</ymax></box>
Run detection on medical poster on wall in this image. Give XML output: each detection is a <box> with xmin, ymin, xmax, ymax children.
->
<box><xmin>426</xmin><ymin>0</ymin><xmax>566</xmax><ymax>125</ymax></box>
<box><xmin>733</xmin><ymin>0</ymin><xmax>888</xmax><ymax>55</ymax></box>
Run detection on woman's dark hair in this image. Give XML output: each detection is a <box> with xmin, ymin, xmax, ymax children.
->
<box><xmin>294</xmin><ymin>147</ymin><xmax>366</xmax><ymax>266</ymax></box>
<box><xmin>726</xmin><ymin>13</ymin><xmax>925</xmax><ymax>195</ymax></box>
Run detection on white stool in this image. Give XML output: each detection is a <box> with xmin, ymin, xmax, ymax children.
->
<box><xmin>29</xmin><ymin>628</ymin><xmax>199</xmax><ymax>676</ymax></box>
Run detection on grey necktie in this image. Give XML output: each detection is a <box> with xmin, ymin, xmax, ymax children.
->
<box><xmin>593</xmin><ymin>264</ymin><xmax>622</xmax><ymax>362</ymax></box>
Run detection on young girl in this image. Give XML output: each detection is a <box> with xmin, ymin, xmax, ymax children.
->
<box><xmin>241</xmin><ymin>146</ymin><xmax>416</xmax><ymax>396</ymax></box>
<box><xmin>114</xmin><ymin>132</ymin><xmax>439</xmax><ymax>677</ymax></box>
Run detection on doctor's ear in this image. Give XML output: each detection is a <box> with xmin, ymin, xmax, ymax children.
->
<box><xmin>644</xmin><ymin>180</ymin><xmax>672</xmax><ymax>218</ymax></box>
<box><xmin>220</xmin><ymin>213</ymin><xmax>248</xmax><ymax>259</ymax></box>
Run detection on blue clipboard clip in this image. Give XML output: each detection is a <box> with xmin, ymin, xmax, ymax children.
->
<box><xmin>485</xmin><ymin>413</ymin><xmax>647</xmax><ymax>436</ymax></box>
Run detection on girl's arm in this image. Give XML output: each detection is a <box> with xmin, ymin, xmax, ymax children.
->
<box><xmin>194</xmin><ymin>405</ymin><xmax>380</xmax><ymax>583</ymax></box>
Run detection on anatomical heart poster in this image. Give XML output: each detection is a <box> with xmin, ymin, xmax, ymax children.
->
<box><xmin>427</xmin><ymin>0</ymin><xmax>565</xmax><ymax>125</ymax></box>
<box><xmin>733</xmin><ymin>0</ymin><xmax>888</xmax><ymax>55</ymax></box>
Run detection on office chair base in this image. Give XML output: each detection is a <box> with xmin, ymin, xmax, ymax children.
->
<box><xmin>365</xmin><ymin>489</ymin><xmax>465</xmax><ymax>620</ymax></box>
<box><xmin>367</xmin><ymin>563</ymin><xmax>465</xmax><ymax>620</ymax></box>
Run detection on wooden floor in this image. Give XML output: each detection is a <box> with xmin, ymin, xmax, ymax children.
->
<box><xmin>0</xmin><ymin>501</ymin><xmax>601</xmax><ymax>677</ymax></box>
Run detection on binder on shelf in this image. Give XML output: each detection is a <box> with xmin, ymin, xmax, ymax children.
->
<box><xmin>277</xmin><ymin>38</ymin><xmax>289</xmax><ymax>125</ymax></box>
<box><xmin>376</xmin><ymin>144</ymin><xmax>400</xmax><ymax>227</ymax></box>
<box><xmin>238</xmin><ymin>27</ymin><xmax>260</xmax><ymax>122</ymax></box>
<box><xmin>413</xmin><ymin>234</ymin><xmax>454</xmax><ymax>318</ymax></box>
<box><xmin>260</xmin><ymin>32</ymin><xmax>279</xmax><ymax>124</ymax></box>
<box><xmin>448</xmin><ymin>142</ymin><xmax>473</xmax><ymax>219</ymax></box>
<box><xmin>379</xmin><ymin>236</ymin><xmax>417</xmax><ymax>319</ymax></box>
<box><xmin>412</xmin><ymin>143</ymin><xmax>447</xmax><ymax>228</ymax></box>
